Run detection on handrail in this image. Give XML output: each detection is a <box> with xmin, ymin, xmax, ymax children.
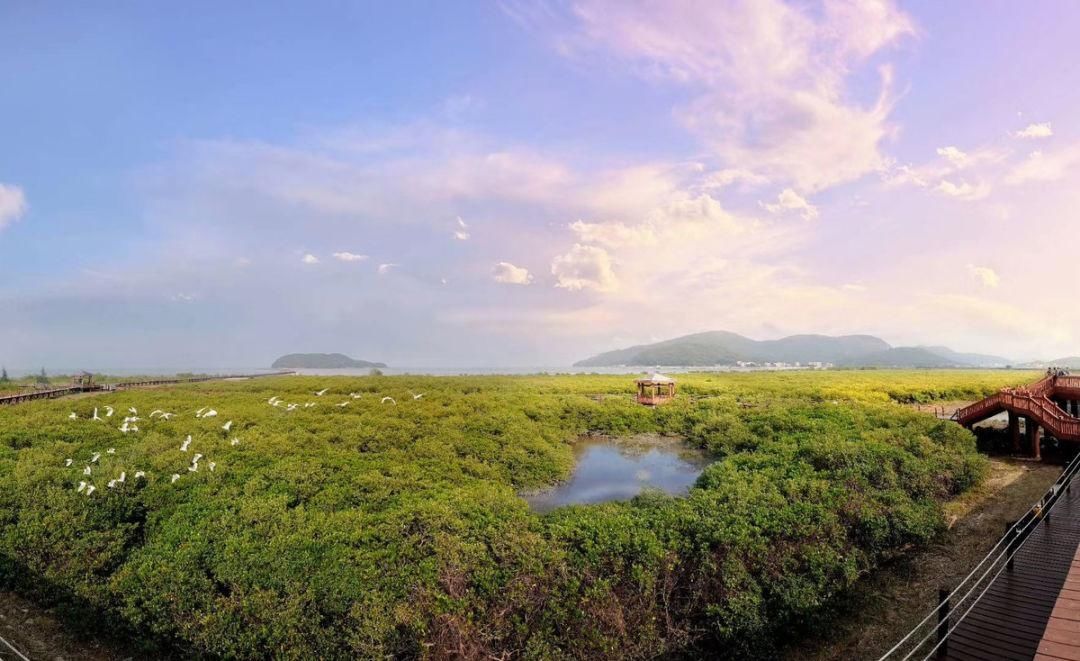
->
<box><xmin>880</xmin><ymin>451</ymin><xmax>1080</xmax><ymax>660</ymax></box>
<box><xmin>953</xmin><ymin>375</ymin><xmax>1080</xmax><ymax>440</ymax></box>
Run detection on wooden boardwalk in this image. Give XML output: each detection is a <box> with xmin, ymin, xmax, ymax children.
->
<box><xmin>944</xmin><ymin>482</ymin><xmax>1080</xmax><ymax>660</ymax></box>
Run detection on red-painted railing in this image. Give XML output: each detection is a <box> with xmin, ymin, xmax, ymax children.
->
<box><xmin>954</xmin><ymin>375</ymin><xmax>1080</xmax><ymax>440</ymax></box>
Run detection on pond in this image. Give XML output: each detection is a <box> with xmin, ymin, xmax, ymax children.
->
<box><xmin>524</xmin><ymin>434</ymin><xmax>711</xmax><ymax>513</ymax></box>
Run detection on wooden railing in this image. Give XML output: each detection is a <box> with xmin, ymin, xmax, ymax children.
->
<box><xmin>0</xmin><ymin>371</ymin><xmax>294</xmax><ymax>406</ymax></box>
<box><xmin>954</xmin><ymin>375</ymin><xmax>1080</xmax><ymax>441</ymax></box>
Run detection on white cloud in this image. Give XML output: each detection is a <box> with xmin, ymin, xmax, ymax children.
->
<box><xmin>1006</xmin><ymin>147</ymin><xmax>1080</xmax><ymax>184</ymax></box>
<box><xmin>377</xmin><ymin>263</ymin><xmax>397</xmax><ymax>275</ymax></box>
<box><xmin>0</xmin><ymin>183</ymin><xmax>27</xmax><ymax>230</ymax></box>
<box><xmin>537</xmin><ymin>0</ymin><xmax>915</xmax><ymax>191</ymax></box>
<box><xmin>1015</xmin><ymin>122</ymin><xmax>1053</xmax><ymax>139</ymax></box>
<box><xmin>762</xmin><ymin>188</ymin><xmax>819</xmax><ymax>220</ymax></box>
<box><xmin>842</xmin><ymin>283</ymin><xmax>868</xmax><ymax>292</ymax></box>
<box><xmin>568</xmin><ymin>220</ymin><xmax>657</xmax><ymax>247</ymax></box>
<box><xmin>937</xmin><ymin>146</ymin><xmax>969</xmax><ymax>168</ymax></box>
<box><xmin>936</xmin><ymin>179</ymin><xmax>990</xmax><ymax>200</ymax></box>
<box><xmin>967</xmin><ymin>264</ymin><xmax>1000</xmax><ymax>288</ymax></box>
<box><xmin>453</xmin><ymin>216</ymin><xmax>470</xmax><ymax>240</ymax></box>
<box><xmin>301</xmin><ymin>253</ymin><xmax>319</xmax><ymax>264</ymax></box>
<box><xmin>172</xmin><ymin>292</ymin><xmax>197</xmax><ymax>302</ymax></box>
<box><xmin>332</xmin><ymin>251</ymin><xmax>368</xmax><ymax>262</ymax></box>
<box><xmin>492</xmin><ymin>261</ymin><xmax>533</xmax><ymax>285</ymax></box>
<box><xmin>551</xmin><ymin>244</ymin><xmax>618</xmax><ymax>292</ymax></box>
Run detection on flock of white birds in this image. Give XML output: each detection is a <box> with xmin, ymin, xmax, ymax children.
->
<box><xmin>64</xmin><ymin>386</ymin><xmax>424</xmax><ymax>496</ymax></box>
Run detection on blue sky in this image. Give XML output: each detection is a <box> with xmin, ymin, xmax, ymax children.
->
<box><xmin>3</xmin><ymin>1</ymin><xmax>1080</xmax><ymax>369</ymax></box>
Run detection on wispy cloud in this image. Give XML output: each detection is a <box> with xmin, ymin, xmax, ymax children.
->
<box><xmin>0</xmin><ymin>183</ymin><xmax>27</xmax><ymax>231</ymax></box>
<box><xmin>762</xmin><ymin>188</ymin><xmax>818</xmax><ymax>220</ymax></box>
<box><xmin>377</xmin><ymin>263</ymin><xmax>397</xmax><ymax>275</ymax></box>
<box><xmin>492</xmin><ymin>261</ymin><xmax>532</xmax><ymax>285</ymax></box>
<box><xmin>332</xmin><ymin>251</ymin><xmax>368</xmax><ymax>262</ymax></box>
<box><xmin>1015</xmin><ymin>122</ymin><xmax>1053</xmax><ymax>139</ymax></box>
<box><xmin>301</xmin><ymin>253</ymin><xmax>319</xmax><ymax>264</ymax></box>
<box><xmin>453</xmin><ymin>216</ymin><xmax>470</xmax><ymax>241</ymax></box>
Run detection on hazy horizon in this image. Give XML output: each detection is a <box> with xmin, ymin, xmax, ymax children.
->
<box><xmin>4</xmin><ymin>2</ymin><xmax>1080</xmax><ymax>368</ymax></box>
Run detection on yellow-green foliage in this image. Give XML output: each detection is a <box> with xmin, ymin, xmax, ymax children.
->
<box><xmin>0</xmin><ymin>370</ymin><xmax>1033</xmax><ymax>658</ymax></box>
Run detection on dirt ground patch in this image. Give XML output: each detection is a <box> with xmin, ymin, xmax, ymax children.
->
<box><xmin>0</xmin><ymin>589</ymin><xmax>140</xmax><ymax>661</ymax></box>
<box><xmin>783</xmin><ymin>457</ymin><xmax>1061</xmax><ymax>661</ymax></box>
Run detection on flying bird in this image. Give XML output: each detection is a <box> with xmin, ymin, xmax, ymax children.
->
<box><xmin>230</xmin><ymin>438</ymin><xmax>240</xmax><ymax>446</ymax></box>
<box><xmin>65</xmin><ymin>458</ymin><xmax>73</xmax><ymax>467</ymax></box>
<box><xmin>107</xmin><ymin>479</ymin><xmax>117</xmax><ymax>489</ymax></box>
<box><xmin>209</xmin><ymin>462</ymin><xmax>216</xmax><ymax>472</ymax></box>
<box><xmin>180</xmin><ymin>436</ymin><xmax>192</xmax><ymax>452</ymax></box>
<box><xmin>83</xmin><ymin>466</ymin><xmax>92</xmax><ymax>476</ymax></box>
<box><xmin>336</xmin><ymin>401</ymin><xmax>350</xmax><ymax>408</ymax></box>
<box><xmin>149</xmin><ymin>410</ymin><xmax>163</xmax><ymax>418</ymax></box>
<box><xmin>267</xmin><ymin>396</ymin><xmax>281</xmax><ymax>406</ymax></box>
<box><xmin>90</xmin><ymin>452</ymin><xmax>101</xmax><ymax>463</ymax></box>
<box><xmin>411</xmin><ymin>393</ymin><xmax>424</xmax><ymax>400</ymax></box>
<box><xmin>104</xmin><ymin>406</ymin><xmax>114</xmax><ymax>417</ymax></box>
<box><xmin>76</xmin><ymin>481</ymin><xmax>87</xmax><ymax>493</ymax></box>
<box><xmin>106</xmin><ymin>448</ymin><xmax>115</xmax><ymax>454</ymax></box>
<box><xmin>192</xmin><ymin>453</ymin><xmax>203</xmax><ymax>463</ymax></box>
<box><xmin>381</xmin><ymin>396</ymin><xmax>397</xmax><ymax>405</ymax></box>
<box><xmin>85</xmin><ymin>485</ymin><xmax>96</xmax><ymax>495</ymax></box>
<box><xmin>304</xmin><ymin>402</ymin><xmax>315</xmax><ymax>408</ymax></box>
<box><xmin>195</xmin><ymin>406</ymin><xmax>208</xmax><ymax>417</ymax></box>
<box><xmin>188</xmin><ymin>463</ymin><xmax>199</xmax><ymax>473</ymax></box>
<box><xmin>160</xmin><ymin>412</ymin><xmax>174</xmax><ymax>420</ymax></box>
<box><xmin>118</xmin><ymin>471</ymin><xmax>126</xmax><ymax>483</ymax></box>
<box><xmin>222</xmin><ymin>420</ymin><xmax>233</xmax><ymax>432</ymax></box>
<box><xmin>349</xmin><ymin>392</ymin><xmax>362</xmax><ymax>399</ymax></box>
<box><xmin>171</xmin><ymin>474</ymin><xmax>180</xmax><ymax>483</ymax></box>
<box><xmin>315</xmin><ymin>388</ymin><xmax>329</xmax><ymax>396</ymax></box>
<box><xmin>128</xmin><ymin>407</ymin><xmax>137</xmax><ymax>415</ymax></box>
<box><xmin>92</xmin><ymin>408</ymin><xmax>102</xmax><ymax>421</ymax></box>
<box><xmin>202</xmin><ymin>409</ymin><xmax>218</xmax><ymax>418</ymax></box>
<box><xmin>286</xmin><ymin>403</ymin><xmax>298</xmax><ymax>411</ymax></box>
<box><xmin>134</xmin><ymin>471</ymin><xmax>146</xmax><ymax>479</ymax></box>
<box><xmin>68</xmin><ymin>412</ymin><xmax>77</xmax><ymax>420</ymax></box>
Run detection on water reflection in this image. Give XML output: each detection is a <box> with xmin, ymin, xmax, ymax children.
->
<box><xmin>525</xmin><ymin>435</ymin><xmax>709</xmax><ymax>513</ymax></box>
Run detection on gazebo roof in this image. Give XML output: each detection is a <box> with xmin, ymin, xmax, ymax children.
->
<box><xmin>636</xmin><ymin>372</ymin><xmax>675</xmax><ymax>384</ymax></box>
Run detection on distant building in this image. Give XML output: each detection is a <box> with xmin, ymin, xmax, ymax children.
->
<box><xmin>636</xmin><ymin>373</ymin><xmax>676</xmax><ymax>406</ymax></box>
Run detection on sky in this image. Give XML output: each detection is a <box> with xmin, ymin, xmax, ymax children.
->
<box><xmin>2</xmin><ymin>0</ymin><xmax>1080</xmax><ymax>369</ymax></box>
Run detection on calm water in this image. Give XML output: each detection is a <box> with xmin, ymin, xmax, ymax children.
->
<box><xmin>524</xmin><ymin>435</ymin><xmax>710</xmax><ymax>513</ymax></box>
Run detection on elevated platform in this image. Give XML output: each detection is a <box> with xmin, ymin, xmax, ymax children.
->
<box><xmin>954</xmin><ymin>374</ymin><xmax>1080</xmax><ymax>459</ymax></box>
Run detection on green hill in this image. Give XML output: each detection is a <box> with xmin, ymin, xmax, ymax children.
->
<box><xmin>574</xmin><ymin>331</ymin><xmax>890</xmax><ymax>367</ymax></box>
<box><xmin>271</xmin><ymin>353</ymin><xmax>387</xmax><ymax>369</ymax></box>
<box><xmin>575</xmin><ymin>331</ymin><xmax>1011</xmax><ymax>368</ymax></box>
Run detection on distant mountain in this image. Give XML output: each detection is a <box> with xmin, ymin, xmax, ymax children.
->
<box><xmin>1016</xmin><ymin>357</ymin><xmax>1080</xmax><ymax>369</ymax></box>
<box><xmin>574</xmin><ymin>331</ymin><xmax>1011</xmax><ymax>368</ymax></box>
<box><xmin>836</xmin><ymin>347</ymin><xmax>964</xmax><ymax>368</ymax></box>
<box><xmin>271</xmin><ymin>353</ymin><xmax>387</xmax><ymax>369</ymax></box>
<box><xmin>917</xmin><ymin>346</ymin><xmax>1011</xmax><ymax>368</ymax></box>
<box><xmin>575</xmin><ymin>331</ymin><xmax>890</xmax><ymax>367</ymax></box>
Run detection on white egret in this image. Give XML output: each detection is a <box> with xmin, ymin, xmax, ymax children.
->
<box><xmin>188</xmin><ymin>463</ymin><xmax>199</xmax><ymax>472</ymax></box>
<box><xmin>381</xmin><ymin>396</ymin><xmax>397</xmax><ymax>405</ymax></box>
<box><xmin>106</xmin><ymin>448</ymin><xmax>115</xmax><ymax>454</ymax></box>
<box><xmin>230</xmin><ymin>438</ymin><xmax>240</xmax><ymax>446</ymax></box>
<box><xmin>134</xmin><ymin>471</ymin><xmax>146</xmax><ymax>479</ymax></box>
<box><xmin>64</xmin><ymin>458</ymin><xmax>73</xmax><ymax>467</ymax></box>
<box><xmin>180</xmin><ymin>436</ymin><xmax>192</xmax><ymax>452</ymax></box>
<box><xmin>76</xmin><ymin>481</ymin><xmax>87</xmax><ymax>493</ymax></box>
<box><xmin>149</xmin><ymin>409</ymin><xmax>163</xmax><ymax>418</ymax></box>
<box><xmin>68</xmin><ymin>412</ymin><xmax>77</xmax><ymax>420</ymax></box>
<box><xmin>192</xmin><ymin>453</ymin><xmax>203</xmax><ymax>463</ymax></box>
<box><xmin>90</xmin><ymin>452</ymin><xmax>101</xmax><ymax>463</ymax></box>
<box><xmin>304</xmin><ymin>402</ymin><xmax>315</xmax><ymax>408</ymax></box>
<box><xmin>104</xmin><ymin>406</ymin><xmax>114</xmax><ymax>417</ymax></box>
<box><xmin>222</xmin><ymin>420</ymin><xmax>233</xmax><ymax>432</ymax></box>
<box><xmin>91</xmin><ymin>408</ymin><xmax>102</xmax><ymax>421</ymax></box>
<box><xmin>336</xmin><ymin>401</ymin><xmax>349</xmax><ymax>408</ymax></box>
<box><xmin>349</xmin><ymin>392</ymin><xmax>362</xmax><ymax>399</ymax></box>
<box><xmin>128</xmin><ymin>407</ymin><xmax>137</xmax><ymax>415</ymax></box>
<box><xmin>85</xmin><ymin>485</ymin><xmax>96</xmax><ymax>495</ymax></box>
<box><xmin>202</xmin><ymin>409</ymin><xmax>218</xmax><ymax>418</ymax></box>
<box><xmin>160</xmin><ymin>412</ymin><xmax>174</xmax><ymax>420</ymax></box>
<box><xmin>119</xmin><ymin>422</ymin><xmax>130</xmax><ymax>433</ymax></box>
<box><xmin>209</xmin><ymin>462</ymin><xmax>216</xmax><ymax>472</ymax></box>
<box><xmin>411</xmin><ymin>393</ymin><xmax>424</xmax><ymax>400</ymax></box>
<box><xmin>107</xmin><ymin>480</ymin><xmax>117</xmax><ymax>489</ymax></box>
<box><xmin>195</xmin><ymin>406</ymin><xmax>208</xmax><ymax>417</ymax></box>
<box><xmin>171</xmin><ymin>474</ymin><xmax>180</xmax><ymax>483</ymax></box>
<box><xmin>267</xmin><ymin>396</ymin><xmax>281</xmax><ymax>406</ymax></box>
<box><xmin>315</xmin><ymin>388</ymin><xmax>329</xmax><ymax>396</ymax></box>
<box><xmin>83</xmin><ymin>466</ymin><xmax>91</xmax><ymax>476</ymax></box>
<box><xmin>118</xmin><ymin>471</ymin><xmax>126</xmax><ymax>483</ymax></box>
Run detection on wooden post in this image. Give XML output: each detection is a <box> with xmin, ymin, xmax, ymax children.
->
<box><xmin>1033</xmin><ymin>423</ymin><xmax>1042</xmax><ymax>461</ymax></box>
<box><xmin>937</xmin><ymin>587</ymin><xmax>951</xmax><ymax>658</ymax></box>
<box><xmin>1010</xmin><ymin>412</ymin><xmax>1021</xmax><ymax>453</ymax></box>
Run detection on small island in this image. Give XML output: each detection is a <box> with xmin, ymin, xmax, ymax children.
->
<box><xmin>271</xmin><ymin>353</ymin><xmax>387</xmax><ymax>369</ymax></box>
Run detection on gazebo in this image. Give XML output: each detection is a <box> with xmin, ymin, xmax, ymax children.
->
<box><xmin>635</xmin><ymin>373</ymin><xmax>676</xmax><ymax>406</ymax></box>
